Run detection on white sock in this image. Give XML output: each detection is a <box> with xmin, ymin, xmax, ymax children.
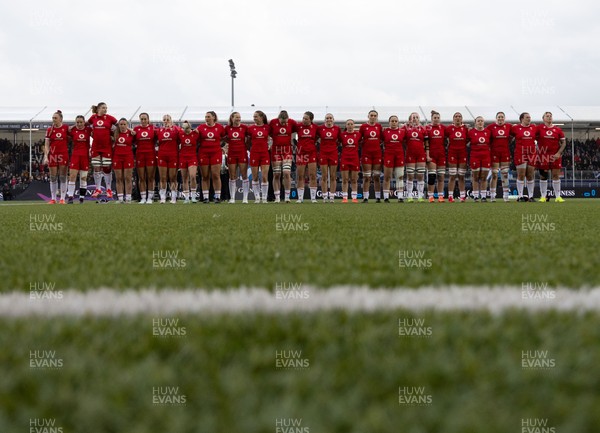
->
<box><xmin>183</xmin><ymin>191</ymin><xmax>189</xmax><ymax>200</ymax></box>
<box><xmin>473</xmin><ymin>190</ymin><xmax>480</xmax><ymax>199</ymax></box>
<box><xmin>242</xmin><ymin>179</ymin><xmax>249</xmax><ymax>201</ymax></box>
<box><xmin>118</xmin><ymin>193</ymin><xmax>124</xmax><ymax>201</ymax></box>
<box><xmin>214</xmin><ymin>191</ymin><xmax>220</xmax><ymax>200</ymax></box>
<box><xmin>94</xmin><ymin>172</ymin><xmax>103</xmax><ymax>190</ymax></box>
<box><xmin>526</xmin><ymin>180</ymin><xmax>535</xmax><ymax>198</ymax></box>
<box><xmin>460</xmin><ymin>190</ymin><xmax>466</xmax><ymax>199</ymax></box>
<box><xmin>147</xmin><ymin>190</ymin><xmax>153</xmax><ymax>201</ymax></box>
<box><xmin>67</xmin><ymin>181</ymin><xmax>76</xmax><ymax>198</ymax></box>
<box><xmin>540</xmin><ymin>180</ymin><xmax>548</xmax><ymax>198</ymax></box>
<box><xmin>297</xmin><ymin>187</ymin><xmax>304</xmax><ymax>201</ymax></box>
<box><xmin>252</xmin><ymin>181</ymin><xmax>260</xmax><ymax>199</ymax></box>
<box><xmin>202</xmin><ymin>190</ymin><xmax>209</xmax><ymax>201</ymax></box>
<box><xmin>261</xmin><ymin>182</ymin><xmax>268</xmax><ymax>200</ymax></box>
<box><xmin>552</xmin><ymin>180</ymin><xmax>561</xmax><ymax>198</ymax></box>
<box><xmin>480</xmin><ymin>189</ymin><xmax>486</xmax><ymax>199</ymax></box>
<box><xmin>517</xmin><ymin>180</ymin><xmax>524</xmax><ymax>197</ymax></box>
<box><xmin>159</xmin><ymin>189</ymin><xmax>166</xmax><ymax>201</ymax></box>
<box><xmin>58</xmin><ymin>176</ymin><xmax>67</xmax><ymax>200</ymax></box>
<box><xmin>375</xmin><ymin>190</ymin><xmax>381</xmax><ymax>199</ymax></box>
<box><xmin>50</xmin><ymin>180</ymin><xmax>58</xmax><ymax>201</ymax></box>
<box><xmin>229</xmin><ymin>180</ymin><xmax>236</xmax><ymax>199</ymax></box>
<box><xmin>490</xmin><ymin>190</ymin><xmax>496</xmax><ymax>199</ymax></box>
<box><xmin>285</xmin><ymin>189</ymin><xmax>290</xmax><ymax>201</ymax></box>
<box><xmin>343</xmin><ymin>192</ymin><xmax>348</xmax><ymax>199</ymax></box>
<box><xmin>383</xmin><ymin>190</ymin><xmax>389</xmax><ymax>199</ymax></box>
<box><xmin>310</xmin><ymin>187</ymin><xmax>317</xmax><ymax>201</ymax></box>
<box><xmin>125</xmin><ymin>194</ymin><xmax>131</xmax><ymax>202</ymax></box>
<box><xmin>417</xmin><ymin>181</ymin><xmax>425</xmax><ymax>198</ymax></box>
<box><xmin>103</xmin><ymin>171</ymin><xmax>112</xmax><ymax>191</ymax></box>
<box><xmin>364</xmin><ymin>190</ymin><xmax>369</xmax><ymax>200</ymax></box>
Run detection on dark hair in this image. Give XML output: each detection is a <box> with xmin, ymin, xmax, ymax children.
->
<box><xmin>118</xmin><ymin>117</ymin><xmax>128</xmax><ymax>124</ymax></box>
<box><xmin>254</xmin><ymin>110</ymin><xmax>268</xmax><ymax>125</ymax></box>
<box><xmin>431</xmin><ymin>110</ymin><xmax>440</xmax><ymax>117</ymax></box>
<box><xmin>91</xmin><ymin>102</ymin><xmax>106</xmax><ymax>114</ymax></box>
<box><xmin>496</xmin><ymin>111</ymin><xmax>505</xmax><ymax>118</ymax></box>
<box><xmin>206</xmin><ymin>111</ymin><xmax>218</xmax><ymax>122</ymax></box>
<box><xmin>139</xmin><ymin>112</ymin><xmax>149</xmax><ymax>120</ymax></box>
<box><xmin>75</xmin><ymin>115</ymin><xmax>85</xmax><ymax>122</ymax></box>
<box><xmin>228</xmin><ymin>111</ymin><xmax>240</xmax><ymax>127</ymax></box>
<box><xmin>388</xmin><ymin>115</ymin><xmax>399</xmax><ymax>122</ymax></box>
<box><xmin>304</xmin><ymin>111</ymin><xmax>314</xmax><ymax>122</ymax></box>
<box><xmin>543</xmin><ymin>111</ymin><xmax>552</xmax><ymax>119</ymax></box>
<box><xmin>53</xmin><ymin>110</ymin><xmax>63</xmax><ymax>120</ymax></box>
<box><xmin>368</xmin><ymin>110</ymin><xmax>378</xmax><ymax>116</ymax></box>
<box><xmin>519</xmin><ymin>112</ymin><xmax>529</xmax><ymax>121</ymax></box>
<box><xmin>278</xmin><ymin>110</ymin><xmax>289</xmax><ymax>120</ymax></box>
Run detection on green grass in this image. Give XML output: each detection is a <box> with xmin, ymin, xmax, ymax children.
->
<box><xmin>1</xmin><ymin>310</ymin><xmax>599</xmax><ymax>433</ymax></box>
<box><xmin>1</xmin><ymin>199</ymin><xmax>599</xmax><ymax>291</ymax></box>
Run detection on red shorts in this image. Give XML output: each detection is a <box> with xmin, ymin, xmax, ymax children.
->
<box><xmin>179</xmin><ymin>153</ymin><xmax>198</xmax><ymax>169</ymax></box>
<box><xmin>69</xmin><ymin>153</ymin><xmax>89</xmax><ymax>171</ymax></box>
<box><xmin>47</xmin><ymin>148</ymin><xmax>68</xmax><ymax>167</ymax></box>
<box><xmin>428</xmin><ymin>147</ymin><xmax>446</xmax><ymax>167</ymax></box>
<box><xmin>296</xmin><ymin>147</ymin><xmax>317</xmax><ymax>166</ymax></box>
<box><xmin>447</xmin><ymin>147</ymin><xmax>467</xmax><ymax>165</ymax></box>
<box><xmin>250</xmin><ymin>148</ymin><xmax>270</xmax><ymax>166</ymax></box>
<box><xmin>491</xmin><ymin>147</ymin><xmax>511</xmax><ymax>164</ymax></box>
<box><xmin>198</xmin><ymin>147</ymin><xmax>222</xmax><ymax>166</ymax></box>
<box><xmin>228</xmin><ymin>150</ymin><xmax>248</xmax><ymax>165</ymax></box>
<box><xmin>470</xmin><ymin>151</ymin><xmax>491</xmax><ymax>170</ymax></box>
<box><xmin>136</xmin><ymin>151</ymin><xmax>156</xmax><ymax>167</ymax></box>
<box><xmin>157</xmin><ymin>153</ymin><xmax>178</xmax><ymax>169</ymax></box>
<box><xmin>113</xmin><ymin>154</ymin><xmax>135</xmax><ymax>170</ymax></box>
<box><xmin>535</xmin><ymin>153</ymin><xmax>562</xmax><ymax>170</ymax></box>
<box><xmin>91</xmin><ymin>146</ymin><xmax>112</xmax><ymax>160</ymax></box>
<box><xmin>406</xmin><ymin>146</ymin><xmax>426</xmax><ymax>164</ymax></box>
<box><xmin>514</xmin><ymin>145</ymin><xmax>536</xmax><ymax>166</ymax></box>
<box><xmin>319</xmin><ymin>149</ymin><xmax>338</xmax><ymax>166</ymax></box>
<box><xmin>361</xmin><ymin>145</ymin><xmax>382</xmax><ymax>166</ymax></box>
<box><xmin>383</xmin><ymin>147</ymin><xmax>404</xmax><ymax>168</ymax></box>
<box><xmin>340</xmin><ymin>160</ymin><xmax>360</xmax><ymax>171</ymax></box>
<box><xmin>272</xmin><ymin>144</ymin><xmax>294</xmax><ymax>162</ymax></box>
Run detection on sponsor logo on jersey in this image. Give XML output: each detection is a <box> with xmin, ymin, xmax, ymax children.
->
<box><xmin>257</xmin><ymin>131</ymin><xmax>263</xmax><ymax>137</ymax></box>
<box><xmin>78</xmin><ymin>133</ymin><xmax>85</xmax><ymax>140</ymax></box>
<box><xmin>303</xmin><ymin>129</ymin><xmax>309</xmax><ymax>135</ymax></box>
<box><xmin>118</xmin><ymin>137</ymin><xmax>125</xmax><ymax>144</ymax></box>
<box><xmin>164</xmin><ymin>132</ymin><xmax>170</xmax><ymax>138</ymax></box>
<box><xmin>433</xmin><ymin>129</ymin><xmax>440</xmax><ymax>136</ymax></box>
<box><xmin>232</xmin><ymin>131</ymin><xmax>239</xmax><ymax>138</ymax></box>
<box><xmin>479</xmin><ymin>137</ymin><xmax>485</xmax><ymax>143</ymax></box>
<box><xmin>207</xmin><ymin>132</ymin><xmax>214</xmax><ymax>139</ymax></box>
<box><xmin>498</xmin><ymin>129</ymin><xmax>505</xmax><ymax>136</ymax></box>
<box><xmin>280</xmin><ymin>127</ymin><xmax>287</xmax><ymax>134</ymax></box>
<box><xmin>412</xmin><ymin>131</ymin><xmax>418</xmax><ymax>138</ymax></box>
<box><xmin>97</xmin><ymin>120</ymin><xmax>104</xmax><ymax>127</ymax></box>
<box><xmin>369</xmin><ymin>131</ymin><xmax>376</xmax><ymax>138</ymax></box>
<box><xmin>455</xmin><ymin>132</ymin><xmax>462</xmax><ymax>138</ymax></box>
<box><xmin>524</xmin><ymin>131</ymin><xmax>531</xmax><ymax>137</ymax></box>
<box><xmin>141</xmin><ymin>131</ymin><xmax>149</xmax><ymax>138</ymax></box>
<box><xmin>347</xmin><ymin>138</ymin><xmax>355</xmax><ymax>145</ymax></box>
<box><xmin>392</xmin><ymin>134</ymin><xmax>399</xmax><ymax>140</ymax></box>
<box><xmin>546</xmin><ymin>130</ymin><xmax>553</xmax><ymax>136</ymax></box>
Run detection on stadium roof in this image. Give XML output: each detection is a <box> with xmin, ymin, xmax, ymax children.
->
<box><xmin>2</xmin><ymin>106</ymin><xmax>600</xmax><ymax>129</ymax></box>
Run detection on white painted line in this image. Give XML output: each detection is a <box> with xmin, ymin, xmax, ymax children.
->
<box><xmin>1</xmin><ymin>286</ymin><xmax>599</xmax><ymax>317</ymax></box>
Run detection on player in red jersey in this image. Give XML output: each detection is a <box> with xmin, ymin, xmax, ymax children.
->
<box><xmin>112</xmin><ymin>118</ymin><xmax>135</xmax><ymax>203</ymax></box>
<box><xmin>425</xmin><ymin>110</ymin><xmax>447</xmax><ymax>203</ymax></box>
<box><xmin>382</xmin><ymin>115</ymin><xmax>406</xmax><ymax>203</ymax></box>
<box><xmin>468</xmin><ymin>116</ymin><xmax>492</xmax><ymax>202</ymax></box>
<box><xmin>510</xmin><ymin>112</ymin><xmax>537</xmax><ymax>201</ymax></box>
<box><xmin>67</xmin><ymin>115</ymin><xmax>92</xmax><ymax>203</ymax></box>
<box><xmin>178</xmin><ymin>121</ymin><xmax>199</xmax><ymax>204</ymax></box>
<box><xmin>88</xmin><ymin>102</ymin><xmax>118</xmax><ymax>199</ymax></box>
<box><xmin>317</xmin><ymin>113</ymin><xmax>341</xmax><ymax>202</ymax></box>
<box><xmin>359</xmin><ymin>110</ymin><xmax>383</xmax><ymax>203</ymax></box>
<box><xmin>269</xmin><ymin>110</ymin><xmax>297</xmax><ymax>203</ymax></box>
<box><xmin>536</xmin><ymin>112</ymin><xmax>566</xmax><ymax>202</ymax></box>
<box><xmin>340</xmin><ymin>120</ymin><xmax>361</xmax><ymax>203</ymax></box>
<box><xmin>248</xmin><ymin>111</ymin><xmax>271</xmax><ymax>203</ymax></box>
<box><xmin>486</xmin><ymin>112</ymin><xmax>512</xmax><ymax>202</ymax></box>
<box><xmin>156</xmin><ymin>114</ymin><xmax>180</xmax><ymax>204</ymax></box>
<box><xmin>225</xmin><ymin>112</ymin><xmax>249</xmax><ymax>204</ymax></box>
<box><xmin>445</xmin><ymin>112</ymin><xmax>469</xmax><ymax>202</ymax></box>
<box><xmin>295</xmin><ymin>111</ymin><xmax>319</xmax><ymax>203</ymax></box>
<box><xmin>43</xmin><ymin>110</ymin><xmax>70</xmax><ymax>204</ymax></box>
<box><xmin>196</xmin><ymin>111</ymin><xmax>226</xmax><ymax>203</ymax></box>
<box><xmin>134</xmin><ymin>113</ymin><xmax>157</xmax><ymax>204</ymax></box>
<box><xmin>403</xmin><ymin>112</ymin><xmax>428</xmax><ymax>203</ymax></box>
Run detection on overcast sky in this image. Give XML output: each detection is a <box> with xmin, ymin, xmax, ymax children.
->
<box><xmin>1</xmin><ymin>0</ymin><xmax>599</xmax><ymax>110</ymax></box>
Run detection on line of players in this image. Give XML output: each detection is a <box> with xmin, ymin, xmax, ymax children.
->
<box><xmin>43</xmin><ymin>103</ymin><xmax>567</xmax><ymax>204</ymax></box>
